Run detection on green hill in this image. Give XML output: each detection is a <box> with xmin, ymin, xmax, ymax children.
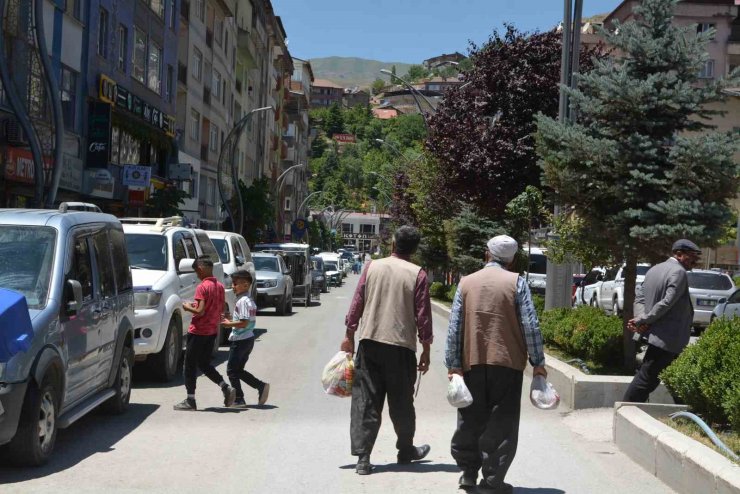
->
<box><xmin>309</xmin><ymin>57</ymin><xmax>414</xmax><ymax>90</ymax></box>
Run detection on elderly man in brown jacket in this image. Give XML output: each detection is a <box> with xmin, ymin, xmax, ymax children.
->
<box><xmin>341</xmin><ymin>225</ymin><xmax>433</xmax><ymax>476</ymax></box>
<box><xmin>445</xmin><ymin>235</ymin><xmax>547</xmax><ymax>494</ymax></box>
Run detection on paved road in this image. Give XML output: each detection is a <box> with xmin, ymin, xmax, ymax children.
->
<box><xmin>0</xmin><ymin>274</ymin><xmax>675</xmax><ymax>493</ymax></box>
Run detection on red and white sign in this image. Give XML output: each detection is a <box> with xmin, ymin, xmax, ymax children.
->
<box><xmin>333</xmin><ymin>133</ymin><xmax>356</xmax><ymax>143</ymax></box>
<box><xmin>4</xmin><ymin>148</ymin><xmax>52</xmax><ymax>184</ymax></box>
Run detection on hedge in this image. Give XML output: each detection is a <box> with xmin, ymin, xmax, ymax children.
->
<box><xmin>429</xmin><ymin>281</ymin><xmax>446</xmax><ymax>300</ymax></box>
<box><xmin>540</xmin><ymin>306</ymin><xmax>623</xmax><ymax>367</ymax></box>
<box><xmin>661</xmin><ymin>317</ymin><xmax>740</xmax><ymax>431</ymax></box>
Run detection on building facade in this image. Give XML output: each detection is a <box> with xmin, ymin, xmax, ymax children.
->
<box><xmin>339</xmin><ymin>212</ymin><xmax>391</xmax><ymax>254</ymax></box>
<box><xmin>310</xmin><ymin>78</ymin><xmax>343</xmax><ymax>107</ymax></box>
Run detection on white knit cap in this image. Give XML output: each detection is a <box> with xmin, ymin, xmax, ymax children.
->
<box><xmin>487</xmin><ymin>235</ymin><xmax>518</xmax><ymax>263</ymax></box>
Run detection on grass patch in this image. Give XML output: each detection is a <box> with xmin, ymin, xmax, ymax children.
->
<box><xmin>659</xmin><ymin>416</ymin><xmax>739</xmax><ymax>464</ymax></box>
<box><xmin>543</xmin><ymin>344</ymin><xmax>627</xmax><ymax>376</ymax></box>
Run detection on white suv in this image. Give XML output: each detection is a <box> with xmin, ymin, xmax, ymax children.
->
<box><xmin>121</xmin><ymin>217</ymin><xmax>230</xmax><ymax>381</ymax></box>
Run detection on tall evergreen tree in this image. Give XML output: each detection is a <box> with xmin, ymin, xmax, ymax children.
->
<box><xmin>536</xmin><ymin>0</ymin><xmax>739</xmax><ymax>368</ymax></box>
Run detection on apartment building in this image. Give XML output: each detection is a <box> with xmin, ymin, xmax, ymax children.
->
<box><xmin>310</xmin><ymin>79</ymin><xmax>343</xmax><ymax>107</ymax></box>
<box><xmin>340</xmin><ymin>212</ymin><xmax>391</xmax><ymax>253</ymax></box>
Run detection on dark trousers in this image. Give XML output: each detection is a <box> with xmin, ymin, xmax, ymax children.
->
<box><xmin>227</xmin><ymin>337</ymin><xmax>263</xmax><ymax>399</ymax></box>
<box><xmin>184</xmin><ymin>333</ymin><xmax>225</xmax><ymax>395</ymax></box>
<box><xmin>451</xmin><ymin>365</ymin><xmax>523</xmax><ymax>490</ymax></box>
<box><xmin>350</xmin><ymin>339</ymin><xmax>417</xmax><ymax>457</ymax></box>
<box><xmin>623</xmin><ymin>344</ymin><xmax>678</xmax><ymax>403</ymax></box>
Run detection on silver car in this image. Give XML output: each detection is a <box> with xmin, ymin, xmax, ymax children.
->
<box><xmin>688</xmin><ymin>269</ymin><xmax>735</xmax><ymax>331</ymax></box>
<box><xmin>253</xmin><ymin>253</ymin><xmax>294</xmax><ymax>315</ymax></box>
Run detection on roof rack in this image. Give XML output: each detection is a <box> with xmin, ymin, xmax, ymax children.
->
<box><xmin>58</xmin><ymin>202</ymin><xmax>102</xmax><ymax>213</ymax></box>
<box><xmin>119</xmin><ymin>216</ymin><xmax>184</xmax><ymax>228</ymax></box>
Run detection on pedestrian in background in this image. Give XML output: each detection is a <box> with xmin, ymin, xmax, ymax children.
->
<box><xmin>174</xmin><ymin>256</ymin><xmax>236</xmax><ymax>411</ymax></box>
<box><xmin>445</xmin><ymin>235</ymin><xmax>547</xmax><ymax>494</ymax></box>
<box><xmin>341</xmin><ymin>225</ymin><xmax>433</xmax><ymax>475</ymax></box>
<box><xmin>221</xmin><ymin>270</ymin><xmax>270</xmax><ymax>408</ymax></box>
<box><xmin>623</xmin><ymin>239</ymin><xmax>700</xmax><ymax>403</ymax></box>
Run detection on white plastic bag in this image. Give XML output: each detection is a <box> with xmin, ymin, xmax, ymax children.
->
<box><xmin>529</xmin><ymin>375</ymin><xmax>560</xmax><ymax>410</ymax></box>
<box><xmin>321</xmin><ymin>351</ymin><xmax>354</xmax><ymax>397</ymax></box>
<box><xmin>447</xmin><ymin>374</ymin><xmax>473</xmax><ymax>408</ymax></box>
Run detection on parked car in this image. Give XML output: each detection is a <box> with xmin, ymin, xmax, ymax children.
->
<box><xmin>121</xmin><ymin>217</ymin><xmax>228</xmax><ymax>380</ymax></box>
<box><xmin>311</xmin><ymin>256</ymin><xmax>330</xmax><ymax>294</ymax></box>
<box><xmin>254</xmin><ymin>243</ymin><xmax>313</xmax><ymax>307</ymax></box>
<box><xmin>523</xmin><ymin>246</ymin><xmax>547</xmax><ymax>295</ymax></box>
<box><xmin>253</xmin><ymin>253</ymin><xmax>294</xmax><ymax>315</ymax></box>
<box><xmin>594</xmin><ymin>263</ymin><xmax>651</xmax><ymax>315</ymax></box>
<box><xmin>318</xmin><ymin>252</ymin><xmax>342</xmax><ymax>286</ymax></box>
<box><xmin>687</xmin><ymin>269</ymin><xmax>735</xmax><ymax>331</ymax></box>
<box><xmin>0</xmin><ymin>205</ymin><xmax>135</xmax><ymax>465</ymax></box>
<box><xmin>711</xmin><ymin>287</ymin><xmax>740</xmax><ymax>324</ymax></box>
<box><xmin>573</xmin><ymin>267</ymin><xmax>605</xmax><ymax>306</ymax></box>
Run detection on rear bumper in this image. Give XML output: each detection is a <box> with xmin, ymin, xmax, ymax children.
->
<box><xmin>693</xmin><ymin>309</ymin><xmax>713</xmax><ymax>327</ymax></box>
<box><xmin>0</xmin><ymin>380</ymin><xmax>29</xmax><ymax>446</ymax></box>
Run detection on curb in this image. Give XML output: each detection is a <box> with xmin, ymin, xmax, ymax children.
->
<box><xmin>613</xmin><ymin>403</ymin><xmax>740</xmax><ymax>494</ymax></box>
<box><xmin>430</xmin><ymin>299</ymin><xmax>451</xmax><ymax>319</ymax></box>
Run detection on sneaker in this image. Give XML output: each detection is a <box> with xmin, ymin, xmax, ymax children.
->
<box><xmin>258</xmin><ymin>383</ymin><xmax>270</xmax><ymax>405</ymax></box>
<box><xmin>459</xmin><ymin>470</ymin><xmax>477</xmax><ymax>488</ymax></box>
<box><xmin>173</xmin><ymin>398</ymin><xmax>197</xmax><ymax>411</ymax></box>
<box><xmin>232</xmin><ymin>397</ymin><xmax>247</xmax><ymax>408</ymax></box>
<box><xmin>222</xmin><ymin>385</ymin><xmax>236</xmax><ymax>407</ymax></box>
<box><xmin>477</xmin><ymin>481</ymin><xmax>513</xmax><ymax>494</ymax></box>
<box><xmin>397</xmin><ymin>444</ymin><xmax>430</xmax><ymax>464</ymax></box>
<box><xmin>355</xmin><ymin>454</ymin><xmax>372</xmax><ymax>475</ymax></box>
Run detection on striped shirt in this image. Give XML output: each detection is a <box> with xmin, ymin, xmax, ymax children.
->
<box><xmin>444</xmin><ymin>262</ymin><xmax>545</xmax><ymax>369</ymax></box>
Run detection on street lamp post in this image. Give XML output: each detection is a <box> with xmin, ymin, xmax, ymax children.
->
<box><xmin>273</xmin><ymin>162</ymin><xmax>306</xmax><ymax>241</ymax></box>
<box><xmin>297</xmin><ymin>190</ymin><xmax>324</xmax><ymax>218</ymax></box>
<box><xmin>379</xmin><ymin>69</ymin><xmax>436</xmax><ymax>129</ymax></box>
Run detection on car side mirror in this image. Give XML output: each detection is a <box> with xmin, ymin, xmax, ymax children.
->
<box><xmin>596</xmin><ymin>274</ymin><xmax>604</xmax><ymax>281</ymax></box>
<box><xmin>718</xmin><ymin>297</ymin><xmax>727</xmax><ymax>304</ymax></box>
<box><xmin>66</xmin><ymin>279</ymin><xmax>83</xmax><ymax>313</ymax></box>
<box><xmin>235</xmin><ymin>255</ymin><xmax>245</xmax><ymax>266</ymax></box>
<box><xmin>179</xmin><ymin>258</ymin><xmax>196</xmax><ymax>273</ymax></box>
<box><xmin>284</xmin><ymin>266</ymin><xmax>291</xmax><ymax>274</ymax></box>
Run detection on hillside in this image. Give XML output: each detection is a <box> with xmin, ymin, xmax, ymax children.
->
<box><xmin>309</xmin><ymin>56</ymin><xmax>414</xmax><ymax>89</ymax></box>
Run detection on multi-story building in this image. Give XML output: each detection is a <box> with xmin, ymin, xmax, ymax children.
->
<box><xmin>343</xmin><ymin>87</ymin><xmax>370</xmax><ymax>108</ymax></box>
<box><xmin>339</xmin><ymin>212</ymin><xmax>391</xmax><ymax>254</ymax></box>
<box><xmin>423</xmin><ymin>52</ymin><xmax>465</xmax><ymax>70</ymax></box>
<box><xmin>310</xmin><ymin>78</ymin><xmax>343</xmax><ymax>108</ymax></box>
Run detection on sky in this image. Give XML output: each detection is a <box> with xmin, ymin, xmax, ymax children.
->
<box><xmin>271</xmin><ymin>0</ymin><xmax>623</xmax><ymax>63</ymax></box>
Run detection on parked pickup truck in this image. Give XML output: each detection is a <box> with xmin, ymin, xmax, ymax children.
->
<box><xmin>594</xmin><ymin>264</ymin><xmax>651</xmax><ymax>315</ymax></box>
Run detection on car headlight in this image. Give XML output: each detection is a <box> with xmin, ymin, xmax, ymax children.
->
<box><xmin>263</xmin><ymin>279</ymin><xmax>278</xmax><ymax>288</ymax></box>
<box><xmin>315</xmin><ymin>276</ymin><xmax>324</xmax><ymax>281</ymax></box>
<box><xmin>134</xmin><ymin>289</ymin><xmax>163</xmax><ymax>309</ymax></box>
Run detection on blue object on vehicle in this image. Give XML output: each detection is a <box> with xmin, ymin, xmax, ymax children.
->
<box><xmin>0</xmin><ymin>288</ymin><xmax>33</xmax><ymax>363</ymax></box>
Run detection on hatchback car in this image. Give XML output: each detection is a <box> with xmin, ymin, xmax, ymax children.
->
<box><xmin>687</xmin><ymin>269</ymin><xmax>735</xmax><ymax>330</ymax></box>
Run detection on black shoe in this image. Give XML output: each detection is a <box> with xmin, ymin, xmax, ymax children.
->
<box><xmin>222</xmin><ymin>385</ymin><xmax>236</xmax><ymax>407</ymax></box>
<box><xmin>459</xmin><ymin>471</ymin><xmax>477</xmax><ymax>488</ymax></box>
<box><xmin>477</xmin><ymin>481</ymin><xmax>513</xmax><ymax>494</ymax></box>
<box><xmin>258</xmin><ymin>383</ymin><xmax>270</xmax><ymax>405</ymax></box>
<box><xmin>232</xmin><ymin>397</ymin><xmax>247</xmax><ymax>408</ymax></box>
<box><xmin>397</xmin><ymin>444</ymin><xmax>430</xmax><ymax>464</ymax></box>
<box><xmin>173</xmin><ymin>398</ymin><xmax>197</xmax><ymax>411</ymax></box>
<box><xmin>355</xmin><ymin>454</ymin><xmax>372</xmax><ymax>475</ymax></box>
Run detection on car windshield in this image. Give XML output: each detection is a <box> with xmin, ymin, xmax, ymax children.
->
<box><xmin>0</xmin><ymin>226</ymin><xmax>56</xmax><ymax>309</ymax></box>
<box><xmin>124</xmin><ymin>234</ymin><xmax>168</xmax><ymax>271</ymax></box>
<box><xmin>254</xmin><ymin>257</ymin><xmax>279</xmax><ymax>272</ymax></box>
<box><xmin>211</xmin><ymin>238</ymin><xmax>229</xmax><ymax>263</ymax></box>
<box><xmin>636</xmin><ymin>265</ymin><xmax>651</xmax><ymax>276</ymax></box>
<box><xmin>325</xmin><ymin>261</ymin><xmax>338</xmax><ymax>270</ymax></box>
<box><xmin>688</xmin><ymin>272</ymin><xmax>733</xmax><ymax>290</ymax></box>
<box><xmin>311</xmin><ymin>257</ymin><xmax>324</xmax><ymax>271</ymax></box>
<box><xmin>528</xmin><ymin>254</ymin><xmax>547</xmax><ymax>275</ymax></box>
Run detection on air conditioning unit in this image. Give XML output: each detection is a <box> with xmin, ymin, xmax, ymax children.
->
<box><xmin>2</xmin><ymin>118</ymin><xmax>29</xmax><ymax>145</ymax></box>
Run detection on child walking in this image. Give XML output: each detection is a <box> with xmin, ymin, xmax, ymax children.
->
<box><xmin>222</xmin><ymin>269</ymin><xmax>269</xmax><ymax>407</ymax></box>
<box><xmin>174</xmin><ymin>256</ymin><xmax>236</xmax><ymax>411</ymax></box>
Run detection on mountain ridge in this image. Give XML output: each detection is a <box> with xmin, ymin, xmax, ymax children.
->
<box><xmin>309</xmin><ymin>56</ymin><xmax>415</xmax><ymax>89</ymax></box>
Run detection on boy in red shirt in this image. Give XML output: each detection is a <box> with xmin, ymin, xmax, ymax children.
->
<box><xmin>174</xmin><ymin>256</ymin><xmax>236</xmax><ymax>411</ymax></box>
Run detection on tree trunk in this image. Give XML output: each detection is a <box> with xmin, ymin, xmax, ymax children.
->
<box><xmin>622</xmin><ymin>253</ymin><xmax>638</xmax><ymax>371</ymax></box>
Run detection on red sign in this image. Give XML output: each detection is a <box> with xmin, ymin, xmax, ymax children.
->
<box><xmin>4</xmin><ymin>148</ymin><xmax>52</xmax><ymax>184</ymax></box>
<box><xmin>333</xmin><ymin>133</ymin><xmax>356</xmax><ymax>143</ymax></box>
<box><xmin>128</xmin><ymin>188</ymin><xmax>147</xmax><ymax>207</ymax></box>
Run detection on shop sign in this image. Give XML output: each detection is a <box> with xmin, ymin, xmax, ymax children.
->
<box><xmin>333</xmin><ymin>133</ymin><xmax>356</xmax><ymax>143</ymax></box>
<box><xmin>122</xmin><ymin>165</ymin><xmax>152</xmax><ymax>188</ymax></box>
<box><xmin>341</xmin><ymin>233</ymin><xmax>377</xmax><ymax>240</ymax></box>
<box><xmin>101</xmin><ymin>74</ymin><xmax>176</xmax><ymax>137</ymax></box>
<box><xmin>60</xmin><ymin>154</ymin><xmax>83</xmax><ymax>192</ymax></box>
<box><xmin>128</xmin><ymin>187</ymin><xmax>147</xmax><ymax>207</ymax></box>
<box><xmin>86</xmin><ymin>101</ymin><xmax>111</xmax><ymax>168</ymax></box>
<box><xmin>83</xmin><ymin>168</ymin><xmax>115</xmax><ymax>199</ymax></box>
<box><xmin>4</xmin><ymin>148</ymin><xmax>52</xmax><ymax>184</ymax></box>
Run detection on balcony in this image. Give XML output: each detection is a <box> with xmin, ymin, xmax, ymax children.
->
<box><xmin>206</xmin><ymin>29</ymin><xmax>213</xmax><ymax>48</ymax></box>
<box><xmin>178</xmin><ymin>63</ymin><xmax>187</xmax><ymax>85</ymax></box>
<box><xmin>203</xmin><ymin>87</ymin><xmax>211</xmax><ymax>106</ymax></box>
<box><xmin>200</xmin><ymin>145</ymin><xmax>209</xmax><ymax>161</ymax></box>
<box><xmin>180</xmin><ymin>0</ymin><xmax>190</xmax><ymax>22</ymax></box>
<box><xmin>237</xmin><ymin>27</ymin><xmax>257</xmax><ymax>68</ymax></box>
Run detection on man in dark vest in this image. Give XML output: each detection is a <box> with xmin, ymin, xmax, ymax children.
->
<box><xmin>341</xmin><ymin>225</ymin><xmax>433</xmax><ymax>475</ymax></box>
<box><xmin>445</xmin><ymin>235</ymin><xmax>547</xmax><ymax>494</ymax></box>
<box><xmin>623</xmin><ymin>239</ymin><xmax>699</xmax><ymax>402</ymax></box>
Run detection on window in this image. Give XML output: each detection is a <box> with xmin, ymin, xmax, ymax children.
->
<box><xmin>697</xmin><ymin>23</ymin><xmax>716</xmax><ymax>39</ymax></box>
<box><xmin>173</xmin><ymin>235</ymin><xmax>187</xmax><ymax>268</ymax></box>
<box><xmin>209</xmin><ymin>124</ymin><xmax>219</xmax><ymax>152</ymax></box>
<box><xmin>65</xmin><ymin>0</ymin><xmax>82</xmax><ymax>20</ymax></box>
<box><xmin>98</xmin><ymin>8</ymin><xmax>108</xmax><ymax>58</ymax></box>
<box><xmin>133</xmin><ymin>28</ymin><xmax>147</xmax><ymax>83</ymax></box>
<box><xmin>117</xmin><ymin>25</ymin><xmax>127</xmax><ymax>72</ymax></box>
<box><xmin>360</xmin><ymin>224</ymin><xmax>375</xmax><ymax>234</ymax></box>
<box><xmin>28</xmin><ymin>55</ymin><xmax>46</xmax><ymax>119</ymax></box>
<box><xmin>109</xmin><ymin>228</ymin><xmax>132</xmax><ymax>292</ymax></box>
<box><xmin>93</xmin><ymin>231</ymin><xmax>116</xmax><ymax>298</ymax></box>
<box><xmin>195</xmin><ymin>0</ymin><xmax>205</xmax><ymax>22</ymax></box>
<box><xmin>212</xmin><ymin>70</ymin><xmax>222</xmax><ymax>100</ymax></box>
<box><xmin>148</xmin><ymin>40</ymin><xmax>162</xmax><ymax>93</ymax></box>
<box><xmin>192</xmin><ymin>48</ymin><xmax>202</xmax><ymax>81</ymax></box>
<box><xmin>207</xmin><ymin>178</ymin><xmax>216</xmax><ymax>205</ymax></box>
<box><xmin>60</xmin><ymin>65</ymin><xmax>78</xmax><ymax>130</ymax></box>
<box><xmin>71</xmin><ymin>237</ymin><xmax>94</xmax><ymax>302</ymax></box>
<box><xmin>165</xmin><ymin>64</ymin><xmax>173</xmax><ymax>102</ymax></box>
<box><xmin>149</xmin><ymin>0</ymin><xmax>164</xmax><ymax>18</ymax></box>
<box><xmin>169</xmin><ymin>0</ymin><xmax>176</xmax><ymax>28</ymax></box>
<box><xmin>699</xmin><ymin>59</ymin><xmax>715</xmax><ymax>79</ymax></box>
<box><xmin>190</xmin><ymin>109</ymin><xmax>200</xmax><ymax>141</ymax></box>
<box><xmin>215</xmin><ymin>18</ymin><xmax>223</xmax><ymax>47</ymax></box>
<box><xmin>342</xmin><ymin>223</ymin><xmax>353</xmax><ymax>234</ymax></box>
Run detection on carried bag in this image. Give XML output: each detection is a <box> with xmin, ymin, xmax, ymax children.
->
<box><xmin>447</xmin><ymin>374</ymin><xmax>473</xmax><ymax>408</ymax></box>
<box><xmin>321</xmin><ymin>351</ymin><xmax>354</xmax><ymax>397</ymax></box>
<box><xmin>529</xmin><ymin>375</ymin><xmax>560</xmax><ymax>410</ymax></box>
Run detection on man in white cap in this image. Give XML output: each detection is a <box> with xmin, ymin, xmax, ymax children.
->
<box><xmin>445</xmin><ymin>235</ymin><xmax>547</xmax><ymax>494</ymax></box>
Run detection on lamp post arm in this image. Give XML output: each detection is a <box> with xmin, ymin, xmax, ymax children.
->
<box><xmin>297</xmin><ymin>190</ymin><xmax>323</xmax><ymax>217</ymax></box>
<box><xmin>380</xmin><ymin>69</ymin><xmax>437</xmax><ymax>119</ymax></box>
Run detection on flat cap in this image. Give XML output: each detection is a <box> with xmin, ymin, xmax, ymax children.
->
<box><xmin>672</xmin><ymin>239</ymin><xmax>701</xmax><ymax>253</ymax></box>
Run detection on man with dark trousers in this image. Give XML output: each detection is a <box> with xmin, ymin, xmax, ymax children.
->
<box><xmin>445</xmin><ymin>235</ymin><xmax>547</xmax><ymax>494</ymax></box>
<box><xmin>623</xmin><ymin>239</ymin><xmax>699</xmax><ymax>402</ymax></box>
<box><xmin>341</xmin><ymin>225</ymin><xmax>433</xmax><ymax>475</ymax></box>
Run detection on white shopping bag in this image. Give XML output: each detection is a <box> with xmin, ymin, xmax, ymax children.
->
<box><xmin>447</xmin><ymin>374</ymin><xmax>473</xmax><ymax>408</ymax></box>
<box><xmin>529</xmin><ymin>375</ymin><xmax>560</xmax><ymax>410</ymax></box>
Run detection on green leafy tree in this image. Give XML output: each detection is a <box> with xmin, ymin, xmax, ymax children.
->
<box><xmin>535</xmin><ymin>0</ymin><xmax>739</xmax><ymax>368</ymax></box>
<box><xmin>324</xmin><ymin>103</ymin><xmax>345</xmax><ymax>137</ymax></box>
<box><xmin>405</xmin><ymin>64</ymin><xmax>430</xmax><ymax>82</ymax></box>
<box><xmin>145</xmin><ymin>183</ymin><xmax>189</xmax><ymax>217</ymax></box>
<box><xmin>371</xmin><ymin>78</ymin><xmax>386</xmax><ymax>95</ymax></box>
<box><xmin>445</xmin><ymin>204</ymin><xmax>504</xmax><ymax>276</ymax></box>
<box><xmin>238</xmin><ymin>178</ymin><xmax>273</xmax><ymax>246</ymax></box>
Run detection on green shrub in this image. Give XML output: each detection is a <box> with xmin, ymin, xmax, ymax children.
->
<box><xmin>540</xmin><ymin>306</ymin><xmax>623</xmax><ymax>367</ymax></box>
<box><xmin>429</xmin><ymin>281</ymin><xmax>446</xmax><ymax>299</ymax></box>
<box><xmin>445</xmin><ymin>284</ymin><xmax>458</xmax><ymax>302</ymax></box>
<box><xmin>661</xmin><ymin>317</ymin><xmax>740</xmax><ymax>431</ymax></box>
<box><xmin>733</xmin><ymin>276</ymin><xmax>740</xmax><ymax>287</ymax></box>
<box><xmin>532</xmin><ymin>294</ymin><xmax>545</xmax><ymax>318</ymax></box>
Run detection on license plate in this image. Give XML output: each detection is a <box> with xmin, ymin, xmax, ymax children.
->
<box><xmin>697</xmin><ymin>299</ymin><xmax>717</xmax><ymax>307</ymax></box>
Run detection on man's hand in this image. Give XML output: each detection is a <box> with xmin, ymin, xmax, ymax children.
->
<box><xmin>340</xmin><ymin>336</ymin><xmax>354</xmax><ymax>355</ymax></box>
<box><xmin>417</xmin><ymin>350</ymin><xmax>430</xmax><ymax>375</ymax></box>
<box><xmin>628</xmin><ymin>318</ymin><xmax>649</xmax><ymax>334</ymax></box>
<box><xmin>533</xmin><ymin>366</ymin><xmax>547</xmax><ymax>378</ymax></box>
<box><xmin>447</xmin><ymin>368</ymin><xmax>463</xmax><ymax>381</ymax></box>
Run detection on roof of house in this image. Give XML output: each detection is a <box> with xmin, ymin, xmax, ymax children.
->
<box><xmin>312</xmin><ymin>78</ymin><xmax>344</xmax><ymax>89</ymax></box>
<box><xmin>372</xmin><ymin>108</ymin><xmax>400</xmax><ymax>119</ymax></box>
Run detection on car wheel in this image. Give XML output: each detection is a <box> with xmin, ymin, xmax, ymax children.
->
<box><xmin>613</xmin><ymin>299</ymin><xmax>621</xmax><ymax>317</ymax></box>
<box><xmin>102</xmin><ymin>346</ymin><xmax>133</xmax><ymax>414</ymax></box>
<box><xmin>6</xmin><ymin>375</ymin><xmax>59</xmax><ymax>466</ymax></box>
<box><xmin>321</xmin><ymin>281</ymin><xmax>328</xmax><ymax>294</ymax></box>
<box><xmin>287</xmin><ymin>294</ymin><xmax>293</xmax><ymax>314</ymax></box>
<box><xmin>276</xmin><ymin>292</ymin><xmax>287</xmax><ymax>315</ymax></box>
<box><xmin>150</xmin><ymin>317</ymin><xmax>181</xmax><ymax>382</ymax></box>
<box><xmin>306</xmin><ymin>289</ymin><xmax>311</xmax><ymax>307</ymax></box>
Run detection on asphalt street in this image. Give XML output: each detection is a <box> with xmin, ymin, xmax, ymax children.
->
<box><xmin>0</xmin><ymin>273</ymin><xmax>675</xmax><ymax>493</ymax></box>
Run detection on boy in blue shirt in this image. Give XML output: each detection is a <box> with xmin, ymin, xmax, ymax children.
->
<box><xmin>221</xmin><ymin>270</ymin><xmax>269</xmax><ymax>408</ymax></box>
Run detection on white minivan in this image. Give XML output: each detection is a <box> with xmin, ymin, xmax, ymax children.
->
<box><xmin>523</xmin><ymin>246</ymin><xmax>547</xmax><ymax>295</ymax></box>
